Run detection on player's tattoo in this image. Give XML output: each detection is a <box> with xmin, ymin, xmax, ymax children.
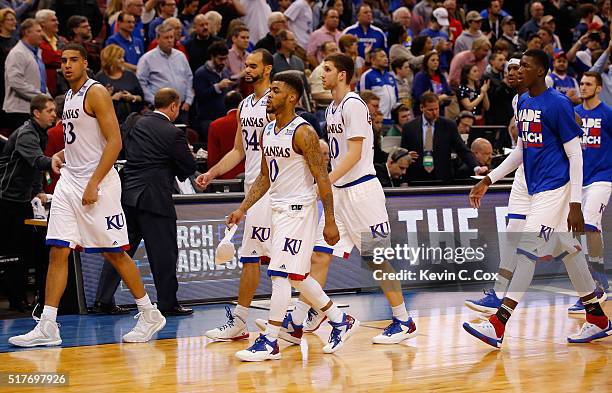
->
<box><xmin>298</xmin><ymin>125</ymin><xmax>335</xmax><ymax>218</ymax></box>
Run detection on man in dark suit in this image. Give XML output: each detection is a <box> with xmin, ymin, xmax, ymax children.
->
<box><xmin>401</xmin><ymin>92</ymin><xmax>487</xmax><ymax>183</ymax></box>
<box><xmin>93</xmin><ymin>88</ymin><xmax>196</xmax><ymax>316</ymax></box>
<box><xmin>375</xmin><ymin>147</ymin><xmax>414</xmax><ymax>188</ymax></box>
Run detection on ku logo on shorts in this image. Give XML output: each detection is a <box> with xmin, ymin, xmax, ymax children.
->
<box><xmin>370</xmin><ymin>222</ymin><xmax>390</xmax><ymax>238</ymax></box>
<box><xmin>283</xmin><ymin>238</ymin><xmax>303</xmax><ymax>255</ymax></box>
<box><xmin>251</xmin><ymin>226</ymin><xmax>271</xmax><ymax>242</ymax></box>
<box><xmin>105</xmin><ymin>213</ymin><xmax>125</xmax><ymax>230</ymax></box>
<box><xmin>538</xmin><ymin>225</ymin><xmax>554</xmax><ymax>242</ymax></box>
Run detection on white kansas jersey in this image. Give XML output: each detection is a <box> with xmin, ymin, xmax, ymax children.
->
<box><xmin>262</xmin><ymin>116</ymin><xmax>316</xmax><ymax>208</ymax></box>
<box><xmin>62</xmin><ymin>79</ymin><xmax>106</xmax><ymax>183</ymax></box>
<box><xmin>239</xmin><ymin>90</ymin><xmax>270</xmax><ymax>188</ymax></box>
<box><xmin>325</xmin><ymin>92</ymin><xmax>375</xmax><ymax>186</ymax></box>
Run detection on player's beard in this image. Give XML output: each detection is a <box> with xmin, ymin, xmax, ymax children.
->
<box><xmin>245</xmin><ymin>72</ymin><xmax>262</xmax><ymax>84</ymax></box>
<box><xmin>582</xmin><ymin>92</ymin><xmax>597</xmax><ymax>101</ymax></box>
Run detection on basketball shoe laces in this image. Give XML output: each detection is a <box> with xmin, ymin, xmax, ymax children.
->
<box><xmin>306</xmin><ymin>308</ymin><xmax>318</xmax><ymax>324</ymax></box>
<box><xmin>328</xmin><ymin>320</ymin><xmax>346</xmax><ymax>347</ymax></box>
<box><xmin>249</xmin><ymin>334</ymin><xmax>271</xmax><ymax>352</ymax></box>
<box><xmin>219</xmin><ymin>306</ymin><xmax>237</xmax><ymax>331</ymax></box>
<box><xmin>382</xmin><ymin>319</ymin><xmax>402</xmax><ymax>336</ymax></box>
<box><xmin>32</xmin><ymin>305</ymin><xmax>61</xmax><ymax>328</ymax></box>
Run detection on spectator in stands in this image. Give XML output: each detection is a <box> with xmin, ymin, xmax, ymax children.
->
<box><xmin>148</xmin><ymin>17</ymin><xmax>188</xmax><ymax>57</ymax></box>
<box><xmin>254</xmin><ymin>12</ymin><xmax>287</xmax><ymax>55</ymax></box>
<box><xmin>278</xmin><ymin>0</ymin><xmax>291</xmax><ymax>13</ymax></box>
<box><xmin>372</xmin><ymin>110</ymin><xmax>387</xmax><ymax>164</ymax></box>
<box><xmin>449</xmin><ymin>36</ymin><xmax>491</xmax><ymax>89</ymax></box>
<box><xmin>207</xmin><ymin>91</ymin><xmax>245</xmax><ymax>179</ymax></box>
<box><xmin>343</xmin><ymin>4</ymin><xmax>387</xmax><ymax>58</ymax></box>
<box><xmin>310</xmin><ymin>41</ymin><xmax>338</xmax><ymax>113</ymax></box>
<box><xmin>183</xmin><ymin>14</ymin><xmax>224</xmax><ymax>73</ymax></box>
<box><xmin>410</xmin><ymin>35</ymin><xmax>433</xmax><ymax>58</ymax></box>
<box><xmin>419</xmin><ymin>7</ymin><xmax>452</xmax><ymax>71</ymax></box>
<box><xmin>106</xmin><ymin>12</ymin><xmax>144</xmax><ymax>73</ymax></box>
<box><xmin>540</xmin><ymin>15</ymin><xmax>562</xmax><ymax>51</ymax></box>
<box><xmin>0</xmin><ymin>8</ymin><xmax>18</xmax><ymax>132</ymax></box>
<box><xmin>526</xmin><ymin>32</ymin><xmax>543</xmax><ymax>50</ymax></box>
<box><xmin>388</xmin><ymin>22</ymin><xmax>424</xmax><ymax>68</ymax></box>
<box><xmin>412</xmin><ymin>0</ymin><xmax>434</xmax><ymax>33</ymax></box>
<box><xmin>387</xmin><ymin>103</ymin><xmax>411</xmax><ymax>136</ymax></box>
<box><xmin>443</xmin><ymin>0</ymin><xmax>463</xmax><ymax>45</ymax></box>
<box><xmin>95</xmin><ymin>45</ymin><xmax>143</xmax><ymax>124</ymax></box>
<box><xmin>401</xmin><ymin>92</ymin><xmax>483</xmax><ymax>182</ymax></box>
<box><xmin>271</xmin><ymin>30</ymin><xmax>308</xmax><ymax>95</ymax></box>
<box><xmin>339</xmin><ymin>34</ymin><xmax>365</xmax><ymax>82</ymax></box>
<box><xmin>574</xmin><ymin>3</ymin><xmax>597</xmax><ymax>43</ymax></box>
<box><xmin>36</xmin><ymin>10</ymin><xmax>66</xmax><ymax>97</ymax></box>
<box><xmin>284</xmin><ymin>0</ymin><xmax>313</xmax><ymax>50</ymax></box>
<box><xmin>179</xmin><ymin>0</ymin><xmax>199</xmax><ymax>32</ymax></box>
<box><xmin>228</xmin><ymin>25</ymin><xmax>250</xmax><ymax>79</ymax></box>
<box><xmin>242</xmin><ymin>0</ymin><xmax>271</xmax><ymax>45</ymax></box>
<box><xmin>326</xmin><ymin>0</ymin><xmax>348</xmax><ymax>30</ymax></box>
<box><xmin>0</xmin><ymin>95</ymin><xmax>59</xmax><ymax>312</ymax></box>
<box><xmin>359</xmin><ymin>89</ymin><xmax>380</xmax><ymax>118</ymax></box>
<box><xmin>148</xmin><ymin>0</ymin><xmax>177</xmax><ymax>41</ymax></box>
<box><xmin>44</xmin><ymin>94</ymin><xmax>64</xmax><ymax>194</ymax></box>
<box><xmin>200</xmin><ymin>0</ymin><xmax>246</xmax><ymax>38</ymax></box>
<box><xmin>454</xmin><ymin>11</ymin><xmax>483</xmax><ymax>55</ymax></box>
<box><xmin>456</xmin><ymin>110</ymin><xmax>474</xmax><ymax>135</ymax></box>
<box><xmin>193</xmin><ymin>40</ymin><xmax>233</xmax><ymax>142</ymax></box>
<box><xmin>0</xmin><ymin>0</ymin><xmax>32</xmax><ymax>20</ymax></box>
<box><xmin>109</xmin><ymin>0</ymin><xmax>146</xmax><ymax>43</ymax></box>
<box><xmin>205</xmin><ymin>11</ymin><xmax>223</xmax><ymax>37</ymax></box>
<box><xmin>307</xmin><ymin>8</ymin><xmax>342</xmax><ymax>69</ymax></box>
<box><xmin>137</xmin><ymin>23</ymin><xmax>193</xmax><ymax>122</ymax></box>
<box><xmin>471</xmin><ymin>138</ymin><xmax>493</xmax><ymax>168</ymax></box>
<box><xmin>412</xmin><ymin>50</ymin><xmax>451</xmax><ymax>116</ymax></box>
<box><xmin>391</xmin><ymin>57</ymin><xmax>413</xmax><ymax>107</ymax></box>
<box><xmin>481</xmin><ymin>0</ymin><xmax>503</xmax><ymax>45</ymax></box>
<box><xmin>590</xmin><ymin>37</ymin><xmax>612</xmax><ymax>106</ymax></box>
<box><xmin>376</xmin><ymin>147</ymin><xmax>413</xmax><ymax>187</ymax></box>
<box><xmin>484</xmin><ymin>51</ymin><xmax>505</xmax><ymax>84</ymax></box>
<box><xmin>537</xmin><ymin>28</ymin><xmax>556</xmax><ymax>59</ymax></box>
<box><xmin>106</xmin><ymin>0</ymin><xmax>123</xmax><ymax>30</ymax></box>
<box><xmin>4</xmin><ymin>19</ymin><xmax>47</xmax><ymax>131</ymax></box>
<box><xmin>519</xmin><ymin>1</ymin><xmax>544</xmax><ymax>40</ymax></box>
<box><xmin>485</xmin><ymin>56</ymin><xmax>515</xmax><ymax>133</ymax></box>
<box><xmin>392</xmin><ymin>7</ymin><xmax>414</xmax><ymax>49</ymax></box>
<box><xmin>55</xmin><ymin>0</ymin><xmax>102</xmax><ymax>38</ymax></box>
<box><xmin>66</xmin><ymin>16</ymin><xmax>100</xmax><ymax>74</ymax></box>
<box><xmin>546</xmin><ymin>51</ymin><xmax>581</xmax><ymax>104</ymax></box>
<box><xmin>457</xmin><ymin>64</ymin><xmax>490</xmax><ymax>125</ymax></box>
<box><xmin>359</xmin><ymin>48</ymin><xmax>398</xmax><ymax>126</ymax></box>
<box><xmin>568</xmin><ymin>30</ymin><xmax>602</xmax><ymax>74</ymax></box>
<box><xmin>498</xmin><ymin>16</ymin><xmax>525</xmax><ymax>53</ymax></box>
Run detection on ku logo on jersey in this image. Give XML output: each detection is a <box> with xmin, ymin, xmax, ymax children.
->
<box><xmin>518</xmin><ymin>108</ymin><xmax>543</xmax><ymax>147</ymax></box>
<box><xmin>581</xmin><ymin>117</ymin><xmax>602</xmax><ymax>148</ymax></box>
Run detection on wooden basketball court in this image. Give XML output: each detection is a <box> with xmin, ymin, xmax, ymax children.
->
<box><xmin>0</xmin><ymin>291</ymin><xmax>610</xmax><ymax>392</ymax></box>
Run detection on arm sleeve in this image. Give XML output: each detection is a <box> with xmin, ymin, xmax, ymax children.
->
<box><xmin>15</xmin><ymin>130</ymin><xmax>52</xmax><ymax>170</ymax></box>
<box><xmin>343</xmin><ymin>98</ymin><xmax>370</xmax><ymax>139</ymax></box>
<box><xmin>488</xmin><ymin>138</ymin><xmax>524</xmax><ymax>183</ymax></box>
<box><xmin>563</xmin><ymin>136</ymin><xmax>583</xmax><ymax>203</ymax></box>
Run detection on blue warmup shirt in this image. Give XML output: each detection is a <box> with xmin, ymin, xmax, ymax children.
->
<box><xmin>575</xmin><ymin>102</ymin><xmax>612</xmax><ymax>186</ymax></box>
<box><xmin>516</xmin><ymin>88</ymin><xmax>583</xmax><ymax>195</ymax></box>
<box><xmin>549</xmin><ymin>72</ymin><xmax>579</xmax><ymax>96</ymax></box>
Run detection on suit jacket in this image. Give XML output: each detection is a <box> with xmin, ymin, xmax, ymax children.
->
<box><xmin>122</xmin><ymin>112</ymin><xmax>196</xmax><ymax>218</ymax></box>
<box><xmin>400</xmin><ymin>116</ymin><xmax>478</xmax><ymax>182</ymax></box>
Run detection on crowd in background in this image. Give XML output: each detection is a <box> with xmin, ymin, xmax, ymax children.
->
<box><xmin>1</xmin><ymin>0</ymin><xmax>612</xmax><ymax>187</ymax></box>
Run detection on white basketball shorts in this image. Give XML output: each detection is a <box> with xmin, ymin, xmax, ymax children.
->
<box><xmin>582</xmin><ymin>181</ymin><xmax>611</xmax><ymax>232</ymax></box>
<box><xmin>507</xmin><ymin>165</ymin><xmax>530</xmax><ymax>221</ymax></box>
<box><xmin>239</xmin><ymin>190</ymin><xmax>272</xmax><ymax>263</ymax></box>
<box><xmin>46</xmin><ymin>169</ymin><xmax>129</xmax><ymax>253</ymax></box>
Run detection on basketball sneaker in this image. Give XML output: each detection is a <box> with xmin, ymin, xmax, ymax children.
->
<box><xmin>8</xmin><ymin>317</ymin><xmax>62</xmax><ymax>347</ymax></box>
<box><xmin>304</xmin><ymin>308</ymin><xmax>327</xmax><ymax>333</ymax></box>
<box><xmin>465</xmin><ymin>289</ymin><xmax>502</xmax><ymax>315</ymax></box>
<box><xmin>372</xmin><ymin>317</ymin><xmax>417</xmax><ymax>344</ymax></box>
<box><xmin>322</xmin><ymin>314</ymin><xmax>359</xmax><ymax>354</ymax></box>
<box><xmin>205</xmin><ymin>306</ymin><xmax>249</xmax><ymax>341</ymax></box>
<box><xmin>122</xmin><ymin>307</ymin><xmax>166</xmax><ymax>343</ymax></box>
<box><xmin>462</xmin><ymin>319</ymin><xmax>503</xmax><ymax>349</ymax></box>
<box><xmin>567</xmin><ymin>320</ymin><xmax>612</xmax><ymax>343</ymax></box>
<box><xmin>254</xmin><ymin>313</ymin><xmax>303</xmax><ymax>345</ymax></box>
<box><xmin>568</xmin><ymin>287</ymin><xmax>607</xmax><ymax>314</ymax></box>
<box><xmin>235</xmin><ymin>334</ymin><xmax>281</xmax><ymax>362</ymax></box>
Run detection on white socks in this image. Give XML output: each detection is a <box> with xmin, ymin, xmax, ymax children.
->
<box><xmin>264</xmin><ymin>323</ymin><xmax>280</xmax><ymax>340</ymax></box>
<box><xmin>391</xmin><ymin>302</ymin><xmax>409</xmax><ymax>322</ymax></box>
<box><xmin>291</xmin><ymin>301</ymin><xmax>311</xmax><ymax>326</ymax></box>
<box><xmin>493</xmin><ymin>274</ymin><xmax>510</xmax><ymax>294</ymax></box>
<box><xmin>234</xmin><ymin>305</ymin><xmax>248</xmax><ymax>322</ymax></box>
<box><xmin>135</xmin><ymin>293</ymin><xmax>155</xmax><ymax>312</ymax></box>
<box><xmin>41</xmin><ymin>305</ymin><xmax>58</xmax><ymax>322</ymax></box>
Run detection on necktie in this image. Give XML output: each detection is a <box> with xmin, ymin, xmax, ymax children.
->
<box><xmin>424</xmin><ymin>123</ymin><xmax>434</xmax><ymax>173</ymax></box>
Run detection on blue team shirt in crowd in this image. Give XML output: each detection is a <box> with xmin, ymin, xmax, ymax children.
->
<box><xmin>516</xmin><ymin>88</ymin><xmax>583</xmax><ymax>195</ymax></box>
<box><xmin>342</xmin><ymin>23</ymin><xmax>387</xmax><ymax>58</ymax></box>
<box><xmin>575</xmin><ymin>102</ymin><xmax>612</xmax><ymax>186</ymax></box>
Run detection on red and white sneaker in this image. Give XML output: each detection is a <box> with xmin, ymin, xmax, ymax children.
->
<box><xmin>205</xmin><ymin>306</ymin><xmax>249</xmax><ymax>341</ymax></box>
<box><xmin>568</xmin><ymin>320</ymin><xmax>612</xmax><ymax>343</ymax></box>
<box><xmin>235</xmin><ymin>334</ymin><xmax>281</xmax><ymax>362</ymax></box>
<box><xmin>255</xmin><ymin>313</ymin><xmax>303</xmax><ymax>345</ymax></box>
<box><xmin>462</xmin><ymin>319</ymin><xmax>504</xmax><ymax>349</ymax></box>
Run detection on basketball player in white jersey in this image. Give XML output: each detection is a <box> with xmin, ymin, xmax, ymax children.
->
<box><xmin>195</xmin><ymin>49</ymin><xmax>274</xmax><ymax>341</ymax></box>
<box><xmin>465</xmin><ymin>55</ymin><xmax>529</xmax><ymax>315</ymax></box>
<box><xmin>229</xmin><ymin>73</ymin><xmax>358</xmax><ymax>361</ymax></box>
<box><xmin>9</xmin><ymin>44</ymin><xmax>166</xmax><ymax>347</ymax></box>
<box><xmin>272</xmin><ymin>53</ymin><xmax>417</xmax><ymax>345</ymax></box>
